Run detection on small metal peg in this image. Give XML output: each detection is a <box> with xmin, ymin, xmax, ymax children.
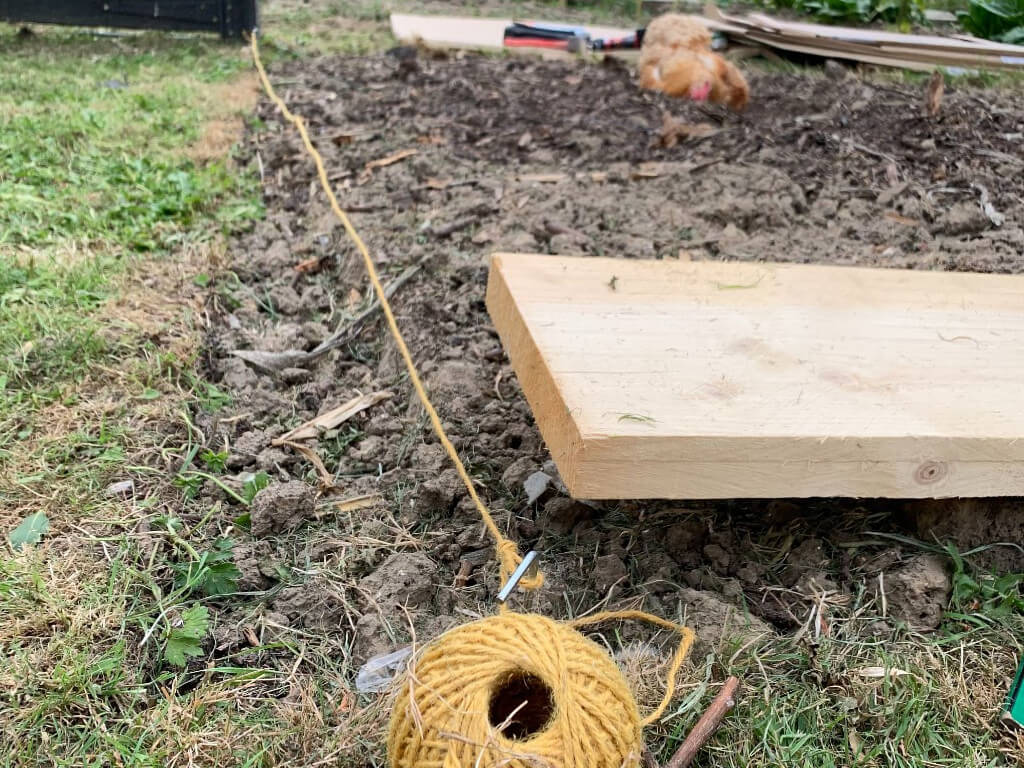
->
<box><xmin>496</xmin><ymin>550</ymin><xmax>539</xmax><ymax>604</ymax></box>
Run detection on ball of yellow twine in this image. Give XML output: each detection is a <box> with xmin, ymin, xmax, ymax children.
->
<box><xmin>388</xmin><ymin>611</ymin><xmax>693</xmax><ymax>768</ymax></box>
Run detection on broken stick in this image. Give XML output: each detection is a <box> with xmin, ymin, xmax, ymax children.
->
<box><xmin>310</xmin><ymin>262</ymin><xmax>423</xmax><ymax>357</ymax></box>
<box><xmin>428</xmin><ymin>202</ymin><xmax>496</xmax><ymax>238</ymax></box>
<box><xmin>231</xmin><ymin>263</ymin><xmax>424</xmax><ymax>374</ymax></box>
<box><xmin>664</xmin><ymin>677</ymin><xmax>740</xmax><ymax>768</ymax></box>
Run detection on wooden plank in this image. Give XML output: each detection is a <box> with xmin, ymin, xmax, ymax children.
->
<box><xmin>485</xmin><ymin>254</ymin><xmax>1024</xmax><ymax>500</ymax></box>
<box><xmin>742</xmin><ymin>31</ymin><xmax>1022</xmax><ymax>71</ymax></box>
<box><xmin>389</xmin><ymin>13</ymin><xmax>635</xmax><ymax>52</ymax></box>
<box><xmin>704</xmin><ymin>4</ymin><xmax>1024</xmax><ymax>70</ymax></box>
<box><xmin>738</xmin><ymin>32</ymin><xmax>943</xmax><ymax>71</ymax></box>
<box><xmin>744</xmin><ymin>11</ymin><xmax>1024</xmax><ymax>55</ymax></box>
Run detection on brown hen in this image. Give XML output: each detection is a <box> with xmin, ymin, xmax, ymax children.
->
<box><xmin>638</xmin><ymin>14</ymin><xmax>749</xmax><ymax>111</ymax></box>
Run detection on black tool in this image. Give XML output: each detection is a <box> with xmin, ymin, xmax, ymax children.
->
<box><xmin>503</xmin><ymin>22</ymin><xmax>645</xmax><ymax>52</ymax></box>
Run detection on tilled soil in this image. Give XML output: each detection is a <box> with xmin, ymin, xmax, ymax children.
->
<box><xmin>198</xmin><ymin>49</ymin><xmax>1024</xmax><ymax>670</ymax></box>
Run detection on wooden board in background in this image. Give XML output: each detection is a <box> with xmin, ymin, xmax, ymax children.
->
<box><xmin>486</xmin><ymin>253</ymin><xmax>1024</xmax><ymax>500</ymax></box>
<box><xmin>390</xmin><ymin>13</ymin><xmax>638</xmax><ymax>57</ymax></box>
<box><xmin>704</xmin><ymin>3</ymin><xmax>1024</xmax><ymax>70</ymax></box>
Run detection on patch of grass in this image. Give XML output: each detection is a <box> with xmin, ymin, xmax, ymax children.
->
<box><xmin>258</xmin><ymin>0</ymin><xmax>395</xmax><ymax>56</ymax></box>
<box><xmin>0</xmin><ymin>25</ymin><xmax>262</xmax><ymax>430</ymax></box>
<box><xmin>652</xmin><ymin>599</ymin><xmax>1024</xmax><ymax>766</ymax></box>
<box><xmin>0</xmin><ymin>31</ymin><xmax>257</xmax><ymax>249</ymax></box>
<box><xmin>0</xmin><ymin>22</ymin><xmax>273</xmax><ymax>766</ymax></box>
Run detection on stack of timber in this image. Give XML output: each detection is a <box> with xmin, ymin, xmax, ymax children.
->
<box><xmin>701</xmin><ymin>4</ymin><xmax>1024</xmax><ymax>72</ymax></box>
<box><xmin>486</xmin><ymin>253</ymin><xmax>1024</xmax><ymax>500</ymax></box>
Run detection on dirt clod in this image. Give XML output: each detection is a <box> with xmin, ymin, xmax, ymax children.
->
<box><xmin>501</xmin><ymin>457</ymin><xmax>539</xmax><ymax>491</ymax></box>
<box><xmin>539</xmin><ymin>497</ymin><xmax>590</xmax><ymax>535</ymax></box>
<box><xmin>883</xmin><ymin>554</ymin><xmax>953</xmax><ymax>631</ymax></box>
<box><xmin>228</xmin><ymin>429</ymin><xmax>271</xmax><ymax>470</ymax></box>
<box><xmin>934</xmin><ymin>202</ymin><xmax>990</xmax><ymax>236</ymax></box>
<box><xmin>681</xmin><ymin>588</ymin><xmax>773</xmax><ymax>655</ymax></box>
<box><xmin>913</xmin><ymin>499</ymin><xmax>1024</xmax><ymax>572</ymax></box>
<box><xmin>412</xmin><ymin>468</ymin><xmax>464</xmax><ymax>517</ymax></box>
<box><xmin>250</xmin><ymin>480</ymin><xmax>315</xmax><ymax>536</ymax></box>
<box><xmin>593</xmin><ymin>553</ymin><xmax>629</xmax><ymax>595</ymax></box>
<box><xmin>357</xmin><ymin>552</ymin><xmax>439</xmax><ymax>609</ymax></box>
<box><xmin>665</xmin><ymin>517</ymin><xmax>707</xmax><ymax>568</ymax></box>
<box><xmin>271</xmin><ymin>582</ymin><xmax>347</xmax><ymax>631</ymax></box>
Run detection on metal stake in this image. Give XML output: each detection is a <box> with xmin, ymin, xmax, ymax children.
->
<box><xmin>496</xmin><ymin>550</ymin><xmax>539</xmax><ymax>604</ymax></box>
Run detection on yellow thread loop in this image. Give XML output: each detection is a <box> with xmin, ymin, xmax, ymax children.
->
<box><xmin>390</xmin><ymin>613</ymin><xmax>646</xmax><ymax>768</ymax></box>
<box><xmin>389</xmin><ymin>612</ymin><xmax>695</xmax><ymax>767</ymax></box>
<box><xmin>249</xmin><ymin>33</ymin><xmax>541</xmax><ymax>599</ymax></box>
<box><xmin>570</xmin><ymin>610</ymin><xmax>696</xmax><ymax>727</ymax></box>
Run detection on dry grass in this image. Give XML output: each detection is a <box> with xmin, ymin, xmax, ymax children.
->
<box><xmin>184</xmin><ymin>72</ymin><xmax>263</xmax><ymax>165</ymax></box>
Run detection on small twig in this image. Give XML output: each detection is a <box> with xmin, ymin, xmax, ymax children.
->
<box><xmin>688</xmin><ymin>156</ymin><xmax>725</xmax><ymax>174</ymax></box>
<box><xmin>137</xmin><ymin>603</ymin><xmax>173</xmax><ymax>649</ymax></box>
<box><xmin>429</xmin><ymin>215</ymin><xmax>478</xmax><ymax>238</ymax></box>
<box><xmin>428</xmin><ymin>202</ymin><xmax>495</xmax><ymax>238</ymax></box>
<box><xmin>230</xmin><ymin>263</ymin><xmax>424</xmax><ymax>374</ymax></box>
<box><xmin>277</xmin><ymin>438</ymin><xmax>335</xmax><ymax>490</ymax></box>
<box><xmin>493</xmin><ymin>370</ymin><xmax>505</xmax><ymax>401</ymax></box>
<box><xmin>664</xmin><ymin>677</ymin><xmax>740</xmax><ymax>768</ymax></box>
<box><xmin>343</xmin><ymin>202</ymin><xmax>389</xmax><ymax>212</ymax></box>
<box><xmin>972</xmin><ymin>182</ymin><xmax>1005</xmax><ymax>228</ymax></box>
<box><xmin>453</xmin><ymin>559</ymin><xmax>474</xmax><ymax>588</ymax></box>
<box><xmin>847</xmin><ymin>141</ymin><xmax>896</xmax><ymax>165</ymax></box>
<box><xmin>409</xmin><ymin>178</ymin><xmax>479</xmax><ymax>192</ymax></box>
<box><xmin>309</xmin><ymin>263</ymin><xmax>423</xmax><ymax>357</ymax></box>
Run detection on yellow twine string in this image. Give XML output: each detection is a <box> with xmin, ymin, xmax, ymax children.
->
<box><xmin>571</xmin><ymin>610</ymin><xmax>694</xmax><ymax>726</ymax></box>
<box><xmin>249</xmin><ymin>33</ymin><xmax>540</xmax><ymax>597</ymax></box>
<box><xmin>249</xmin><ymin>34</ymin><xmax>695</xmax><ymax>732</ymax></box>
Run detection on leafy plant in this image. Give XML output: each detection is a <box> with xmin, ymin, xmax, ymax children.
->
<box><xmin>173</xmin><ymin>472</ymin><xmax>204</xmax><ymax>500</ymax></box>
<box><xmin>195</xmin><ymin>381</ymin><xmax>232</xmax><ymax>412</ymax></box>
<box><xmin>946</xmin><ymin>544</ymin><xmax>1024</xmax><ymax>625</ymax></box>
<box><xmin>173</xmin><ymin>537</ymin><xmax>240</xmax><ymax>597</ymax></box>
<box><xmin>200</xmin><ymin>448</ymin><xmax>229</xmax><ymax>473</ymax></box>
<box><xmin>162</xmin><ymin>604</ymin><xmax>210</xmax><ymax>667</ymax></box>
<box><xmin>242</xmin><ymin>471</ymin><xmax>271</xmax><ymax>504</ymax></box>
<box><xmin>8</xmin><ymin>512</ymin><xmax>50</xmax><ymax>550</ymax></box>
<box><xmin>959</xmin><ymin>0</ymin><xmax>1024</xmax><ymax>43</ymax></box>
<box><xmin>756</xmin><ymin>0</ymin><xmax>925</xmax><ymax>25</ymax></box>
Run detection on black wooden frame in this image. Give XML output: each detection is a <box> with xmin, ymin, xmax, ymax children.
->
<box><xmin>0</xmin><ymin>1</ymin><xmax>259</xmax><ymax>38</ymax></box>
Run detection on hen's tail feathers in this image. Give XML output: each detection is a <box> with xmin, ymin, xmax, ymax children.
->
<box><xmin>718</xmin><ymin>57</ymin><xmax>750</xmax><ymax>111</ymax></box>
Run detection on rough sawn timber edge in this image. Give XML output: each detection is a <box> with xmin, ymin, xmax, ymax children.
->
<box><xmin>484</xmin><ymin>253</ymin><xmax>1024</xmax><ymax>500</ymax></box>
<box><xmin>486</xmin><ymin>255</ymin><xmax>586</xmax><ymax>485</ymax></box>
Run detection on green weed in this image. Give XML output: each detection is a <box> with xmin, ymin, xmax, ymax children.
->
<box><xmin>958</xmin><ymin>0</ymin><xmax>1024</xmax><ymax>43</ymax></box>
<box><xmin>750</xmin><ymin>0</ymin><xmax>926</xmax><ymax>27</ymax></box>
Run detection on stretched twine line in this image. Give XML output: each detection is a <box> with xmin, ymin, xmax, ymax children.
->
<box><xmin>248</xmin><ymin>33</ymin><xmax>541</xmax><ymax>601</ymax></box>
<box><xmin>248</xmin><ymin>35</ymin><xmax>695</xmax><ymax>728</ymax></box>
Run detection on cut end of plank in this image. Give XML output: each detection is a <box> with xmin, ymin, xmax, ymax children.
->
<box><xmin>486</xmin><ymin>253</ymin><xmax>1024</xmax><ymax>500</ymax></box>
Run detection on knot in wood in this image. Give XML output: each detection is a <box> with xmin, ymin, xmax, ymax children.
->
<box><xmin>915</xmin><ymin>460</ymin><xmax>948</xmax><ymax>485</ymax></box>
